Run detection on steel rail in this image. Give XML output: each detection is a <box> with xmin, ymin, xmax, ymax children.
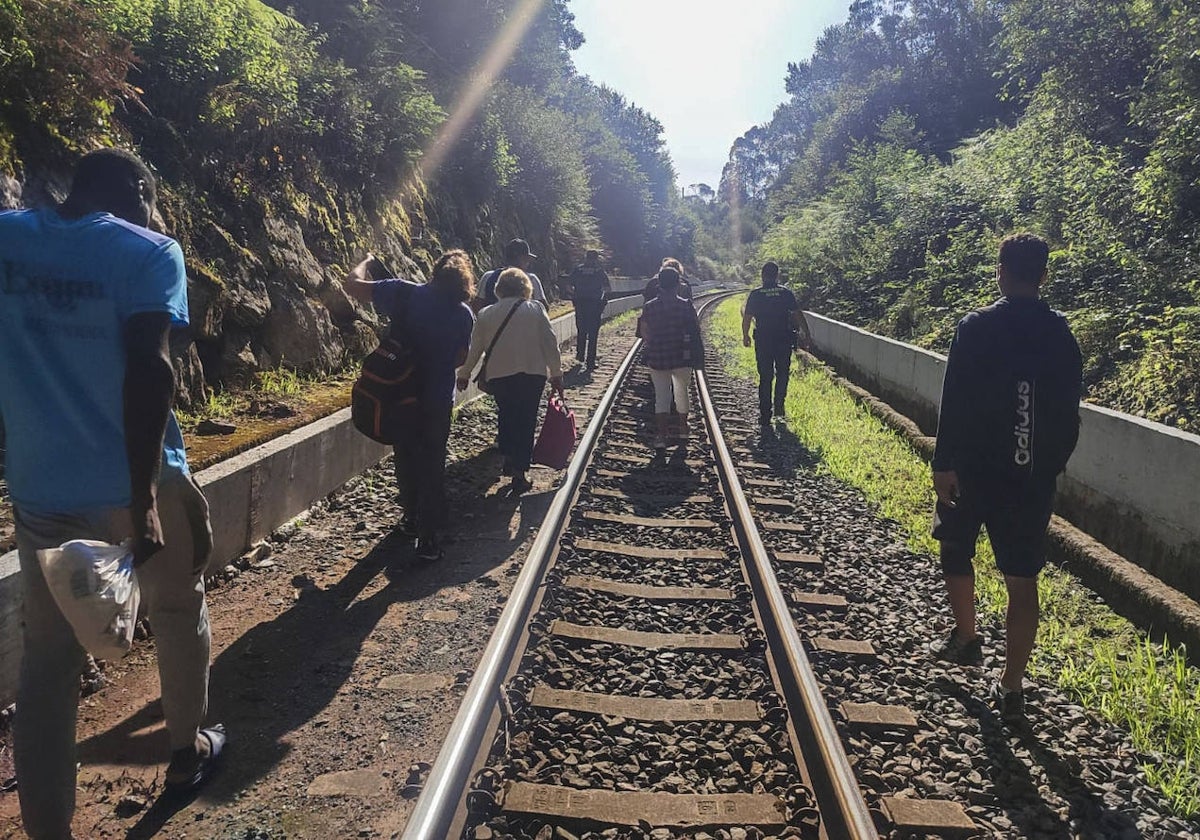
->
<box><xmin>402</xmin><ymin>336</ymin><xmax>645</xmax><ymax>840</ymax></box>
<box><xmin>694</xmin><ymin>296</ymin><xmax>878</xmax><ymax>839</ymax></box>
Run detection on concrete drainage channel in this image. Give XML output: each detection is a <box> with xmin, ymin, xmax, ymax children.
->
<box><xmin>0</xmin><ymin>290</ymin><xmax>713</xmax><ymax>708</ymax></box>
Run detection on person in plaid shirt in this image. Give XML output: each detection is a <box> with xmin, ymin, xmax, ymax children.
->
<box><xmin>639</xmin><ymin>266</ymin><xmax>702</xmax><ymax>449</ymax></box>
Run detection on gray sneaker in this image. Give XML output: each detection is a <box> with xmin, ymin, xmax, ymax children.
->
<box><xmin>929</xmin><ymin>630</ymin><xmax>983</xmax><ymax>665</ymax></box>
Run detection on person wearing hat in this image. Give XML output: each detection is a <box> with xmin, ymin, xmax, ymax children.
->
<box><xmin>565</xmin><ymin>249</ymin><xmax>611</xmax><ymax>370</ymax></box>
<box><xmin>477</xmin><ymin>238</ymin><xmax>548</xmax><ymax>311</ymax></box>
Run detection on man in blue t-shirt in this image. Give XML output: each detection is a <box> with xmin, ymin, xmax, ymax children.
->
<box><xmin>0</xmin><ymin>149</ymin><xmax>224</xmax><ymax>836</ymax></box>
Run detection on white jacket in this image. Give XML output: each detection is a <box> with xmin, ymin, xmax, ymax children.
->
<box><xmin>459</xmin><ymin>298</ymin><xmax>563</xmax><ymax>383</ymax></box>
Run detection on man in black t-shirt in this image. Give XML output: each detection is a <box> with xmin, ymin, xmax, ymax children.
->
<box><xmin>566</xmin><ymin>249</ymin><xmax>610</xmax><ymax>370</ymax></box>
<box><xmin>742</xmin><ymin>261</ymin><xmax>811</xmax><ymax>424</ymax></box>
<box><xmin>929</xmin><ymin>233</ymin><xmax>1083</xmax><ymax>722</ymax></box>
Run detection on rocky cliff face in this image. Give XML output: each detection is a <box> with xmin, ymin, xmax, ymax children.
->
<box><xmin>1</xmin><ymin>159</ymin><xmax>569</xmax><ymax>412</ymax></box>
<box><xmin>1</xmin><ymin>162</ymin><xmax>437</xmax><ymax>410</ymax></box>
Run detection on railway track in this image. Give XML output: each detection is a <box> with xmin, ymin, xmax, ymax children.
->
<box><xmin>402</xmin><ymin>293</ymin><xmax>878</xmax><ymax>839</ymax></box>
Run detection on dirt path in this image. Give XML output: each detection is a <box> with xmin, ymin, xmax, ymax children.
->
<box><xmin>0</xmin><ymin>320</ymin><xmax>638</xmax><ymax>840</ymax></box>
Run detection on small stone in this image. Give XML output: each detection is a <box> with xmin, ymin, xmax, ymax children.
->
<box><xmin>115</xmin><ymin>793</ymin><xmax>149</xmax><ymax>817</ymax></box>
<box><xmin>306</xmin><ymin>770</ymin><xmax>388</xmax><ymax>798</ymax></box>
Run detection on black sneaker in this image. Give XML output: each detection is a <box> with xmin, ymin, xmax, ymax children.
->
<box><xmin>929</xmin><ymin>630</ymin><xmax>983</xmax><ymax>665</ymax></box>
<box><xmin>990</xmin><ymin>682</ymin><xmax>1026</xmax><ymax>722</ymax></box>
<box><xmin>415</xmin><ymin>537</ymin><xmax>444</xmax><ymax>562</ymax></box>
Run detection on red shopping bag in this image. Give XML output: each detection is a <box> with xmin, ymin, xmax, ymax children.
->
<box><xmin>532</xmin><ymin>394</ymin><xmax>577</xmax><ymax>469</ymax></box>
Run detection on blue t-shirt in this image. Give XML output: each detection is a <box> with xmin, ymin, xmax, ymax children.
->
<box><xmin>0</xmin><ymin>208</ymin><xmax>191</xmax><ymax>513</ymax></box>
<box><xmin>373</xmin><ymin>280</ymin><xmax>474</xmax><ymax>408</ymax></box>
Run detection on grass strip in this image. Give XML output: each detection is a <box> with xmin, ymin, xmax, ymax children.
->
<box><xmin>710</xmin><ymin>297</ymin><xmax>1200</xmax><ymax>817</ymax></box>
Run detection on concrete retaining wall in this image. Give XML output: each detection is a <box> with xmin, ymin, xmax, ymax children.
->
<box><xmin>804</xmin><ymin>312</ymin><xmax>1200</xmax><ymax>599</ymax></box>
<box><xmin>0</xmin><ymin>297</ymin><xmax>651</xmax><ymax>706</ymax></box>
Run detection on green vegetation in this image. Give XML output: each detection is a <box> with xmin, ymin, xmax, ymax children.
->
<box><xmin>256</xmin><ymin>364</ymin><xmax>305</xmax><ymax>399</ymax></box>
<box><xmin>705</xmin><ymin>0</ymin><xmax>1200</xmax><ymax>432</ymax></box>
<box><xmin>1</xmin><ymin>0</ymin><xmax>696</xmax><ymax>407</ymax></box>
<box><xmin>711</xmin><ymin>297</ymin><xmax>1200</xmax><ymax>816</ymax></box>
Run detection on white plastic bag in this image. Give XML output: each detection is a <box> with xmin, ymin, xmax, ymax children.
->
<box><xmin>37</xmin><ymin>540</ymin><xmax>141</xmax><ymax>660</ymax></box>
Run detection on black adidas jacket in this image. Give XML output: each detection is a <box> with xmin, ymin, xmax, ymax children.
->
<box><xmin>932</xmin><ymin>296</ymin><xmax>1083</xmax><ymax>484</ymax></box>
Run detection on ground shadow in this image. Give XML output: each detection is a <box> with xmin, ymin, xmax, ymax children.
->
<box><xmin>936</xmin><ymin>677</ymin><xmax>1140</xmax><ymax>838</ymax></box>
<box><xmin>77</xmin><ymin>443</ymin><xmax>551</xmax><ymax>835</ymax></box>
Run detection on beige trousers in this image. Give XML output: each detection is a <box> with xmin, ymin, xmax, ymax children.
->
<box><xmin>13</xmin><ymin>473</ymin><xmax>213</xmax><ymax>840</ymax></box>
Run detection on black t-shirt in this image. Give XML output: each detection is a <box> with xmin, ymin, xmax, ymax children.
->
<box><xmin>933</xmin><ymin>296</ymin><xmax>1083</xmax><ymax>484</ymax></box>
<box><xmin>571</xmin><ymin>265</ymin><xmax>609</xmax><ymax>302</ymax></box>
<box><xmin>745</xmin><ymin>285</ymin><xmax>798</xmax><ymax>342</ymax></box>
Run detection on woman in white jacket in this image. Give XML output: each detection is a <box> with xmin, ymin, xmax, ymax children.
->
<box><xmin>457</xmin><ymin>269</ymin><xmax>564</xmax><ymax>493</ymax></box>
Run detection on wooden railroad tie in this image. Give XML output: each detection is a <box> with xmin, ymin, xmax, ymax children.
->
<box><xmin>841</xmin><ymin>702</ymin><xmax>919</xmax><ymax>731</ymax></box>
<box><xmin>563</xmin><ymin>575</ymin><xmax>733</xmax><ymax>601</ymax></box>
<box><xmin>589</xmin><ymin>487</ymin><xmax>714</xmax><ymax>504</ymax></box>
<box><xmin>549</xmin><ymin>620</ymin><xmax>743</xmax><ymax>651</ymax></box>
<box><xmin>501</xmin><ymin>783</ymin><xmax>786</xmax><ymax>829</ymax></box>
<box><xmin>573</xmin><ymin>538</ymin><xmax>724</xmax><ymax>561</ymax></box>
<box><xmin>881</xmin><ymin>797</ymin><xmax>976</xmax><ymax>835</ymax></box>
<box><xmin>581</xmin><ymin>510</ymin><xmax>718</xmax><ymax>529</ymax></box>
<box><xmin>791</xmin><ymin>591</ymin><xmax>850</xmax><ymax>612</ymax></box>
<box><xmin>529</xmin><ymin>686</ymin><xmax>760</xmax><ymax>722</ymax></box>
<box><xmin>773</xmin><ymin>551</ymin><xmax>823</xmax><ymax>569</ymax></box>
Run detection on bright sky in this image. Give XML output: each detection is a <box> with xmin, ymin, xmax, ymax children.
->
<box><xmin>569</xmin><ymin>0</ymin><xmax>850</xmax><ymax>190</ymax></box>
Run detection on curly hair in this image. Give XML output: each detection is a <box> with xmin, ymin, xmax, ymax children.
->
<box><xmin>429</xmin><ymin>249</ymin><xmax>477</xmax><ymax>303</ymax></box>
<box><xmin>496</xmin><ymin>268</ymin><xmax>533</xmax><ymax>300</ymax></box>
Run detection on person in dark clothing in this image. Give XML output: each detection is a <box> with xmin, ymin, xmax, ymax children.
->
<box><xmin>476</xmin><ymin>238</ymin><xmax>548</xmax><ymax>310</ymax></box>
<box><xmin>639</xmin><ymin>267</ymin><xmax>702</xmax><ymax>448</ymax></box>
<box><xmin>643</xmin><ymin>258</ymin><xmax>693</xmax><ymax>303</ymax></box>
<box><xmin>742</xmin><ymin>261</ymin><xmax>811</xmax><ymax>424</ymax></box>
<box><xmin>929</xmin><ymin>232</ymin><xmax>1083</xmax><ymax>721</ymax></box>
<box><xmin>346</xmin><ymin>250</ymin><xmax>476</xmax><ymax>561</ymax></box>
<box><xmin>566</xmin><ymin>249</ymin><xmax>611</xmax><ymax>370</ymax></box>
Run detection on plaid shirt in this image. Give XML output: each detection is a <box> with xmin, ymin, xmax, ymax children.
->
<box><xmin>641</xmin><ymin>294</ymin><xmax>700</xmax><ymax>370</ymax></box>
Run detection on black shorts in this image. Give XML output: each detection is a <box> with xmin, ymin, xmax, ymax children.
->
<box><xmin>932</xmin><ymin>475</ymin><xmax>1056</xmax><ymax>579</ymax></box>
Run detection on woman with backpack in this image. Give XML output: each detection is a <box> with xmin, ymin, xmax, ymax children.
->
<box><xmin>345</xmin><ymin>250</ymin><xmax>476</xmax><ymax>561</ymax></box>
<box><xmin>458</xmin><ymin>269</ymin><xmax>564</xmax><ymax>495</ymax></box>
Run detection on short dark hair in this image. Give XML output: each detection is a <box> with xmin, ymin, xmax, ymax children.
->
<box><xmin>761</xmin><ymin>261</ymin><xmax>780</xmax><ymax>284</ymax></box>
<box><xmin>998</xmin><ymin>233</ymin><xmax>1050</xmax><ymax>286</ymax></box>
<box><xmin>61</xmin><ymin>148</ymin><xmax>156</xmax><ymax>223</ymax></box>
<box><xmin>657</xmin><ymin>266</ymin><xmax>680</xmax><ymax>291</ymax></box>
<box><xmin>430</xmin><ymin>249</ymin><xmax>476</xmax><ymax>303</ymax></box>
